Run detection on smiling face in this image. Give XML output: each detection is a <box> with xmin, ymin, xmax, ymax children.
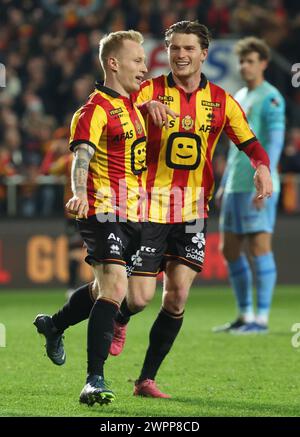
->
<box><xmin>168</xmin><ymin>33</ymin><xmax>208</xmax><ymax>80</ymax></box>
<box><xmin>166</xmin><ymin>133</ymin><xmax>201</xmax><ymax>170</ymax></box>
<box><xmin>131</xmin><ymin>138</ymin><xmax>147</xmax><ymax>174</ymax></box>
<box><xmin>113</xmin><ymin>39</ymin><xmax>148</xmax><ymax>94</ymax></box>
<box><xmin>135</xmin><ymin>142</ymin><xmax>146</xmax><ymax>165</ymax></box>
<box><xmin>175</xmin><ymin>142</ymin><xmax>193</xmax><ymax>160</ymax></box>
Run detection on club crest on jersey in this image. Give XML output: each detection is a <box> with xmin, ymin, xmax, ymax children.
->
<box><xmin>134</xmin><ymin>119</ymin><xmax>143</xmax><ymax>135</ymax></box>
<box><xmin>181</xmin><ymin>115</ymin><xmax>194</xmax><ymax>131</ymax></box>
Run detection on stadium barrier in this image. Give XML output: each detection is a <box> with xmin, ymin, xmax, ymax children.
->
<box><xmin>0</xmin><ymin>216</ymin><xmax>299</xmax><ymax>289</ymax></box>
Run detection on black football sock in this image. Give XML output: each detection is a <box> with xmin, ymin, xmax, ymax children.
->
<box><xmin>52</xmin><ymin>282</ymin><xmax>95</xmax><ymax>332</ymax></box>
<box><xmin>87</xmin><ymin>298</ymin><xmax>119</xmax><ymax>377</ymax></box>
<box><xmin>138</xmin><ymin>307</ymin><xmax>184</xmax><ymax>382</ymax></box>
<box><xmin>115</xmin><ymin>298</ymin><xmax>140</xmax><ymax>325</ymax></box>
<box><xmin>68</xmin><ymin>259</ymin><xmax>79</xmax><ymax>289</ymax></box>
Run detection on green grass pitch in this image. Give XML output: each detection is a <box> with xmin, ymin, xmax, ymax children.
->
<box><xmin>0</xmin><ymin>286</ymin><xmax>299</xmax><ymax>417</ymax></box>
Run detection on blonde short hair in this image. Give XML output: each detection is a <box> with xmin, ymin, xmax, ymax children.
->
<box><xmin>99</xmin><ymin>30</ymin><xmax>144</xmax><ymax>70</ymax></box>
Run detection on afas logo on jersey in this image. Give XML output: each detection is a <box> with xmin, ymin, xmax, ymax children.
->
<box><xmin>112</xmin><ymin>130</ymin><xmax>134</xmax><ymax>142</ymax></box>
<box><xmin>199</xmin><ymin>124</ymin><xmax>219</xmax><ymax>133</ymax></box>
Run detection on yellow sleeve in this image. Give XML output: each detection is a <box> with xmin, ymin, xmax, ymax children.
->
<box><xmin>69</xmin><ymin>102</ymin><xmax>107</xmax><ymax>151</ymax></box>
<box><xmin>224</xmin><ymin>94</ymin><xmax>256</xmax><ymax>148</ymax></box>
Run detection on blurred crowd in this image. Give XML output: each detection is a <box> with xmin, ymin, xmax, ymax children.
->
<box><xmin>1</xmin><ymin>0</ymin><xmax>300</xmax><ymax>216</ymax></box>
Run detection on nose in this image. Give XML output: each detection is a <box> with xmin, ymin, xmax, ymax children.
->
<box><xmin>177</xmin><ymin>48</ymin><xmax>186</xmax><ymax>58</ymax></box>
<box><xmin>142</xmin><ymin>62</ymin><xmax>148</xmax><ymax>73</ymax></box>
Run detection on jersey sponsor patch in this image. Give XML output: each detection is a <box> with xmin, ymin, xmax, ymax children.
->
<box><xmin>201</xmin><ymin>100</ymin><xmax>221</xmax><ymax>108</ymax></box>
<box><xmin>109</xmin><ymin>107</ymin><xmax>123</xmax><ymax>116</ymax></box>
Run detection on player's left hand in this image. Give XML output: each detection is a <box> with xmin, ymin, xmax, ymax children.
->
<box><xmin>254</xmin><ymin>164</ymin><xmax>273</xmax><ymax>199</ymax></box>
<box><xmin>66</xmin><ymin>194</ymin><xmax>89</xmax><ymax>219</ymax></box>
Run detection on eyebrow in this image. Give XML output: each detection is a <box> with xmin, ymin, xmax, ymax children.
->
<box><xmin>170</xmin><ymin>45</ymin><xmax>196</xmax><ymax>50</ymax></box>
<box><xmin>135</xmin><ymin>56</ymin><xmax>146</xmax><ymax>60</ymax></box>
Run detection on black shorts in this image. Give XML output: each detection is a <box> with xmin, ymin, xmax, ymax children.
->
<box><xmin>66</xmin><ymin>218</ymin><xmax>83</xmax><ymax>250</ymax></box>
<box><xmin>77</xmin><ymin>215</ymin><xmax>142</xmax><ymax>269</ymax></box>
<box><xmin>131</xmin><ymin>219</ymin><xmax>207</xmax><ymax>276</ymax></box>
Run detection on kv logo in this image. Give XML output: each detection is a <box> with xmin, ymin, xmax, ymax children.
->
<box><xmin>291</xmin><ymin>323</ymin><xmax>300</xmax><ymax>348</ymax></box>
<box><xmin>291</xmin><ymin>63</ymin><xmax>300</xmax><ymax>88</ymax></box>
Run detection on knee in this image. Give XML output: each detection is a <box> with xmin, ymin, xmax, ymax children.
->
<box><xmin>100</xmin><ymin>269</ymin><xmax>127</xmax><ymax>302</ymax></box>
<box><xmin>221</xmin><ymin>243</ymin><xmax>240</xmax><ymax>262</ymax></box>
<box><xmin>249</xmin><ymin>243</ymin><xmax>271</xmax><ymax>257</ymax></box>
<box><xmin>92</xmin><ymin>276</ymin><xmax>126</xmax><ymax>300</ymax></box>
<box><xmin>128</xmin><ymin>300</ymin><xmax>146</xmax><ymax>313</ymax></box>
<box><xmin>127</xmin><ymin>292</ymin><xmax>153</xmax><ymax>313</ymax></box>
<box><xmin>219</xmin><ymin>233</ymin><xmax>243</xmax><ymax>262</ymax></box>
<box><xmin>110</xmin><ymin>279</ymin><xmax>127</xmax><ymax>302</ymax></box>
<box><xmin>163</xmin><ymin>285</ymin><xmax>189</xmax><ymax>314</ymax></box>
<box><xmin>221</xmin><ymin>241</ymin><xmax>230</xmax><ymax>261</ymax></box>
<box><xmin>127</xmin><ymin>277</ymin><xmax>156</xmax><ymax>312</ymax></box>
<box><xmin>163</xmin><ymin>296</ymin><xmax>186</xmax><ymax>314</ymax></box>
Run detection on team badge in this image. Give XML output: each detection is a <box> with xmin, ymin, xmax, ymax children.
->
<box><xmin>181</xmin><ymin>115</ymin><xmax>194</xmax><ymax>131</ymax></box>
<box><xmin>135</xmin><ymin>119</ymin><xmax>143</xmax><ymax>135</ymax></box>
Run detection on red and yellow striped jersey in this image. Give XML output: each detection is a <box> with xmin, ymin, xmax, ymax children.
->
<box><xmin>69</xmin><ymin>83</ymin><xmax>147</xmax><ymax>222</ymax></box>
<box><xmin>136</xmin><ymin>73</ymin><xmax>256</xmax><ymax>223</ymax></box>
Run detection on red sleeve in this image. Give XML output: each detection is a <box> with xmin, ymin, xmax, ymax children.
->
<box><xmin>242</xmin><ymin>140</ymin><xmax>270</xmax><ymax>170</ymax></box>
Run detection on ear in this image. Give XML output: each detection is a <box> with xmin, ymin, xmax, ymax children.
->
<box><xmin>201</xmin><ymin>48</ymin><xmax>208</xmax><ymax>63</ymax></box>
<box><xmin>107</xmin><ymin>56</ymin><xmax>118</xmax><ymax>72</ymax></box>
<box><xmin>261</xmin><ymin>59</ymin><xmax>268</xmax><ymax>72</ymax></box>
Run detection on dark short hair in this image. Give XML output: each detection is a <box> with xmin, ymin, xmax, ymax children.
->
<box><xmin>235</xmin><ymin>37</ymin><xmax>271</xmax><ymax>61</ymax></box>
<box><xmin>165</xmin><ymin>20</ymin><xmax>211</xmax><ymax>50</ymax></box>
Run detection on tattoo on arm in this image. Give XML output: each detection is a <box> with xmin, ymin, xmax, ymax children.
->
<box><xmin>71</xmin><ymin>144</ymin><xmax>95</xmax><ymax>195</ymax></box>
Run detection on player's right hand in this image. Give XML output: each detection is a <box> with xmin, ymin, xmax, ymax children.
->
<box><xmin>145</xmin><ymin>100</ymin><xmax>179</xmax><ymax>128</ymax></box>
<box><xmin>65</xmin><ymin>194</ymin><xmax>89</xmax><ymax>219</ymax></box>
